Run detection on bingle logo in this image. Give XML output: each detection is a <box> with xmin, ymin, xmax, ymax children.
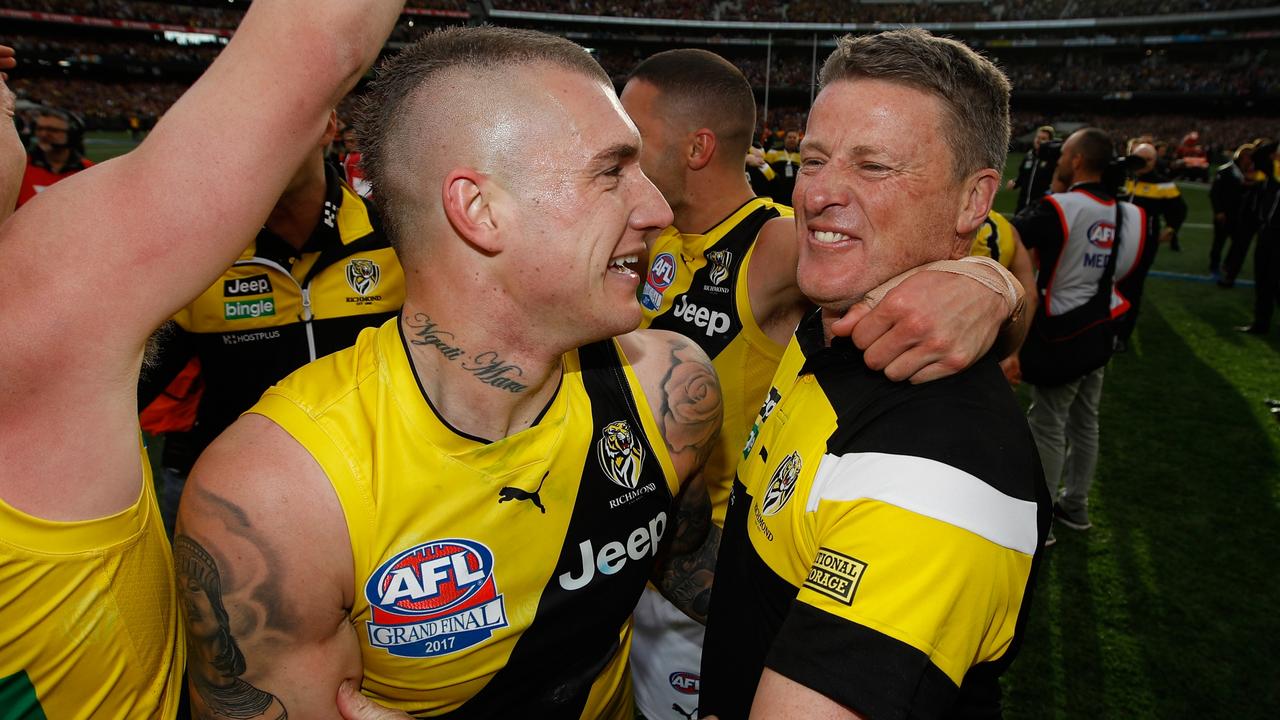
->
<box><xmin>223</xmin><ymin>274</ymin><xmax>273</xmax><ymax>297</ymax></box>
<box><xmin>364</xmin><ymin>539</ymin><xmax>508</xmax><ymax>658</ymax></box>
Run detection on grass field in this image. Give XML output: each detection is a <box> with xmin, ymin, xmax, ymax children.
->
<box><xmin>102</xmin><ymin>132</ymin><xmax>1279</xmax><ymax>717</ymax></box>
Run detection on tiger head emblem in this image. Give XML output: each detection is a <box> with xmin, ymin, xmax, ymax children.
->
<box><xmin>345</xmin><ymin>258</ymin><xmax>381</xmax><ymax>296</ymax></box>
<box><xmin>597</xmin><ymin>420</ymin><xmax>645</xmax><ymax>490</ymax></box>
<box><xmin>706</xmin><ymin>249</ymin><xmax>733</xmax><ymax>286</ymax></box>
<box><xmin>761</xmin><ymin>450</ymin><xmax>803</xmax><ymax>516</ymax></box>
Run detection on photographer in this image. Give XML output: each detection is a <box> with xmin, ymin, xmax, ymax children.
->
<box><xmin>1013</xmin><ymin>128</ymin><xmax>1148</xmax><ymax>544</ymax></box>
<box><xmin>1007</xmin><ymin>124</ymin><xmax>1057</xmax><ymax>212</ymax></box>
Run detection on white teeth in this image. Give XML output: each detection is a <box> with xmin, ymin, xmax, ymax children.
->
<box><xmin>813</xmin><ymin>231</ymin><xmax>849</xmax><ymax>244</ymax></box>
<box><xmin>609</xmin><ymin>255</ymin><xmax>639</xmax><ymax>268</ymax></box>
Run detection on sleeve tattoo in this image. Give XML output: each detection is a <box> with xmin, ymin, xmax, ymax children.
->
<box><xmin>176</xmin><ymin>487</ymin><xmax>289</xmax><ymax>720</ymax></box>
<box><xmin>653</xmin><ymin>336</ymin><xmax>723</xmax><ymax>624</ymax></box>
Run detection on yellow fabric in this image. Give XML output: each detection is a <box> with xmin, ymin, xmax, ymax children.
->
<box><xmin>640</xmin><ymin>198</ymin><xmax>793</xmax><ymax>526</ymax></box>
<box><xmin>764</xmin><ymin>149</ymin><xmax>801</xmax><ymax>165</ymax></box>
<box><xmin>251</xmin><ymin>319</ymin><xmax>675</xmax><ymax>717</ymax></box>
<box><xmin>970</xmin><ymin>211</ymin><xmax>1017</xmax><ymax>269</ymax></box>
<box><xmin>1124</xmin><ymin>178</ymin><xmax>1182</xmax><ymax>200</ymax></box>
<box><xmin>739</xmin><ymin>338</ymin><xmax>1034</xmax><ymax>687</ymax></box>
<box><xmin>0</xmin><ymin>439</ymin><xmax>184</xmax><ymax>718</ymax></box>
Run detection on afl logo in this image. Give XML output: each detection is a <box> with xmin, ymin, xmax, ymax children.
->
<box><xmin>761</xmin><ymin>451</ymin><xmax>803</xmax><ymax>516</ymax></box>
<box><xmin>1086</xmin><ymin>221</ymin><xmax>1115</xmax><ymax>249</ymax></box>
<box><xmin>640</xmin><ymin>252</ymin><xmax>678</xmax><ymax>311</ymax></box>
<box><xmin>598</xmin><ymin>420</ymin><xmax>645</xmax><ymax>490</ymax></box>
<box><xmin>670</xmin><ymin>671</ymin><xmax>700</xmax><ymax>695</ymax></box>
<box><xmin>346</xmin><ymin>258</ymin><xmax>381</xmax><ymax>296</ymax></box>
<box><xmin>364</xmin><ymin>538</ymin><xmax>508</xmax><ymax>658</ymax></box>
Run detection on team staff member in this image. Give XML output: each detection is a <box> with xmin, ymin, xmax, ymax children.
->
<box><xmin>1116</xmin><ymin>142</ymin><xmax>1187</xmax><ymax>348</ymax></box>
<box><xmin>1007</xmin><ymin>125</ymin><xmax>1055</xmax><ymax>213</ymax></box>
<box><xmin>700</xmin><ymin>29</ymin><xmax>1048</xmax><ymax>719</ymax></box>
<box><xmin>764</xmin><ymin>129</ymin><xmax>801</xmax><ymax>204</ymax></box>
<box><xmin>619</xmin><ymin>49</ymin><xmax>1027</xmax><ymax>720</ymax></box>
<box><xmin>1</xmin><ymin>45</ymin><xmax>20</xmax><ymax>220</ymax></box>
<box><xmin>1214</xmin><ymin>142</ymin><xmax>1263</xmax><ymax>287</ymax></box>
<box><xmin>178</xmin><ymin>28</ymin><xmax>724</xmax><ymax>719</ymax></box>
<box><xmin>1239</xmin><ymin>141</ymin><xmax>1280</xmax><ymax>335</ymax></box>
<box><xmin>0</xmin><ymin>0</ymin><xmax>406</xmax><ymax>717</ymax></box>
<box><xmin>16</xmin><ymin>107</ymin><xmax>93</xmax><ymax>208</ymax></box>
<box><xmin>140</xmin><ymin>116</ymin><xmax>403</xmax><ymax>534</ymax></box>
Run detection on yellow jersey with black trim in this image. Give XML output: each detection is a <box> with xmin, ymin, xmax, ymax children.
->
<box><xmin>160</xmin><ymin>164</ymin><xmax>404</xmax><ymax>471</ymax></box>
<box><xmin>1124</xmin><ymin>177</ymin><xmax>1182</xmax><ymax>200</ymax></box>
<box><xmin>639</xmin><ymin>197</ymin><xmax>794</xmax><ymax>526</ymax></box>
<box><xmin>700</xmin><ymin>310</ymin><xmax>1050</xmax><ymax>719</ymax></box>
<box><xmin>970</xmin><ymin>211</ymin><xmax>1017</xmax><ymax>269</ymax></box>
<box><xmin>250</xmin><ymin>317</ymin><xmax>679</xmax><ymax>718</ymax></box>
<box><xmin>0</xmin><ymin>440</ymin><xmax>184</xmax><ymax>719</ymax></box>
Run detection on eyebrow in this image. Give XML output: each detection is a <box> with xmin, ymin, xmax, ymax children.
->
<box><xmin>591</xmin><ymin>143</ymin><xmax>639</xmax><ymax>166</ymax></box>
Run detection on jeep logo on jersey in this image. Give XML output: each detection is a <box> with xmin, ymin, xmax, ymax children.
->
<box><xmin>670</xmin><ymin>671</ymin><xmax>700</xmax><ymax>695</ymax></box>
<box><xmin>761</xmin><ymin>451</ymin><xmax>803</xmax><ymax>516</ymax></box>
<box><xmin>364</xmin><ymin>538</ymin><xmax>508</xmax><ymax>658</ymax></box>
<box><xmin>706</xmin><ymin>249</ymin><xmax>733</xmax><ymax>286</ymax></box>
<box><xmin>598</xmin><ymin>420</ymin><xmax>644</xmax><ymax>490</ymax></box>
<box><xmin>641</xmin><ymin>252</ymin><xmax>677</xmax><ymax>311</ymax></box>
<box><xmin>559</xmin><ymin>512</ymin><xmax>666</xmax><ymax>591</ymax></box>
<box><xmin>671</xmin><ymin>296</ymin><xmax>730</xmax><ymax>338</ymax></box>
<box><xmin>1087</xmin><ymin>220</ymin><xmax>1115</xmax><ymax>249</ymax></box>
<box><xmin>223</xmin><ymin>274</ymin><xmax>273</xmax><ymax>297</ymax></box>
<box><xmin>346</xmin><ymin>258</ymin><xmax>381</xmax><ymax>296</ymax></box>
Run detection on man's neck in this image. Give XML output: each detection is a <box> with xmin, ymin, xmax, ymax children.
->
<box><xmin>674</xmin><ymin>166</ymin><xmax>756</xmax><ymax>234</ymax></box>
<box><xmin>266</xmin><ymin>167</ymin><xmax>327</xmax><ymax>251</ymax></box>
<box><xmin>399</xmin><ymin>298</ymin><xmax>566</xmax><ymax>442</ymax></box>
<box><xmin>41</xmin><ymin>146</ymin><xmax>73</xmax><ymax>173</ymax></box>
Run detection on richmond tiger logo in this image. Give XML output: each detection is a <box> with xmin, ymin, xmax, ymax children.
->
<box><xmin>345</xmin><ymin>258</ymin><xmax>381</xmax><ymax>296</ymax></box>
<box><xmin>761</xmin><ymin>451</ymin><xmax>803</xmax><ymax>516</ymax></box>
<box><xmin>706</xmin><ymin>249</ymin><xmax>733</xmax><ymax>286</ymax></box>
<box><xmin>597</xmin><ymin>420</ymin><xmax>645</xmax><ymax>490</ymax></box>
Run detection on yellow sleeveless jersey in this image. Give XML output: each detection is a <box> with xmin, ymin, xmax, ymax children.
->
<box><xmin>0</xmin><ymin>440</ymin><xmax>184</xmax><ymax>719</ymax></box>
<box><xmin>250</xmin><ymin>317</ymin><xmax>679</xmax><ymax>718</ymax></box>
<box><xmin>970</xmin><ymin>211</ymin><xmax>1017</xmax><ymax>269</ymax></box>
<box><xmin>639</xmin><ymin>197</ymin><xmax>793</xmax><ymax>526</ymax></box>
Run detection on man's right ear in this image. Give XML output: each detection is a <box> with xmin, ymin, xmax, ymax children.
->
<box><xmin>442</xmin><ymin>169</ymin><xmax>502</xmax><ymax>254</ymax></box>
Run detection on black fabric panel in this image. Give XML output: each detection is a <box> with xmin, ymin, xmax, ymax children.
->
<box><xmin>766</xmin><ymin>602</ymin><xmax>962</xmax><ymax>720</ymax></box>
<box><xmin>439</xmin><ymin>340</ymin><xmax>674</xmax><ymax>719</ymax></box>
<box><xmin>699</xmin><ymin>479</ymin><xmax>798</xmax><ymax>720</ymax></box>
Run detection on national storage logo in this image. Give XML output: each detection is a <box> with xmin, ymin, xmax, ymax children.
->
<box><xmin>224</xmin><ymin>298</ymin><xmax>276</xmax><ymax>320</ymax></box>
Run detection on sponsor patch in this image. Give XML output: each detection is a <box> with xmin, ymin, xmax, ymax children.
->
<box><xmin>640</xmin><ymin>252</ymin><xmax>677</xmax><ymax>311</ymax></box>
<box><xmin>803</xmin><ymin>548</ymin><xmax>867</xmax><ymax>606</ymax></box>
<box><xmin>760</xmin><ymin>450</ymin><xmax>802</xmax><ymax>516</ymax></box>
<box><xmin>346</xmin><ymin>258</ymin><xmax>382</xmax><ymax>296</ymax></box>
<box><xmin>1087</xmin><ymin>220</ymin><xmax>1115</xmax><ymax>249</ymax></box>
<box><xmin>670</xmin><ymin>295</ymin><xmax>730</xmax><ymax>338</ymax></box>
<box><xmin>223</xmin><ymin>274</ymin><xmax>273</xmax><ymax>297</ymax></box>
<box><xmin>598</xmin><ymin>420</ymin><xmax>644</xmax><ymax>490</ymax></box>
<box><xmin>743</xmin><ymin>387</ymin><xmax>782</xmax><ymax>459</ymax></box>
<box><xmin>223</xmin><ymin>298</ymin><xmax>275</xmax><ymax>320</ymax></box>
<box><xmin>669</xmin><ymin>671</ymin><xmax>700</xmax><ymax>695</ymax></box>
<box><xmin>364</xmin><ymin>539</ymin><xmax>508</xmax><ymax>658</ymax></box>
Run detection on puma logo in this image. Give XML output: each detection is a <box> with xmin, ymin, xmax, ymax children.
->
<box><xmin>498</xmin><ymin>471</ymin><xmax>548</xmax><ymax>514</ymax></box>
<box><xmin>672</xmin><ymin>703</ymin><xmax>697</xmax><ymax>719</ymax></box>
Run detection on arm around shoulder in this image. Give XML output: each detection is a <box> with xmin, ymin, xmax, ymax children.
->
<box><xmin>177</xmin><ymin>413</ymin><xmax>361</xmax><ymax>719</ymax></box>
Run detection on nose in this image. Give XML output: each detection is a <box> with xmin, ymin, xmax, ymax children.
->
<box><xmin>799</xmin><ymin>161</ymin><xmax>850</xmax><ymax>220</ymax></box>
<box><xmin>631</xmin><ymin>172</ymin><xmax>675</xmax><ymax>233</ymax></box>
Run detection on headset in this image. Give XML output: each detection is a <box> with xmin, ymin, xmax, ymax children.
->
<box><xmin>36</xmin><ymin>106</ymin><xmax>86</xmax><ymax>154</ymax></box>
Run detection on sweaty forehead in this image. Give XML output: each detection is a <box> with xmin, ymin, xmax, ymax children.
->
<box><xmin>805</xmin><ymin>78</ymin><xmax>948</xmax><ymax>157</ymax></box>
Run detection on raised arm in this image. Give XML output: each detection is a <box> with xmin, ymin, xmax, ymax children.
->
<box><xmin>621</xmin><ymin>330</ymin><xmax>723</xmax><ymax>623</ymax></box>
<box><xmin>177</xmin><ymin>414</ymin><xmax>361</xmax><ymax>719</ymax></box>
<box><xmin>0</xmin><ymin>0</ymin><xmax>405</xmax><ymax>520</ymax></box>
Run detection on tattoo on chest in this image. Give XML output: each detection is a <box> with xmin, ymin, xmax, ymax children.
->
<box><xmin>405</xmin><ymin>313</ymin><xmax>529</xmax><ymax>393</ymax></box>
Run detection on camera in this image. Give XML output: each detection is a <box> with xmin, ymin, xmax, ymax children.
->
<box><xmin>1037</xmin><ymin>139</ymin><xmax>1063</xmax><ymax>164</ymax></box>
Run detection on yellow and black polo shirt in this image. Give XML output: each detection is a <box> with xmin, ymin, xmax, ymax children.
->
<box><xmin>700</xmin><ymin>309</ymin><xmax>1050</xmax><ymax>719</ymax></box>
<box><xmin>970</xmin><ymin>211</ymin><xmax>1017</xmax><ymax>269</ymax></box>
<box><xmin>141</xmin><ymin>164</ymin><xmax>403</xmax><ymax>471</ymax></box>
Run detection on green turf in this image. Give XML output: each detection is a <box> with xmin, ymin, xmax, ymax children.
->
<box><xmin>994</xmin><ymin>162</ymin><xmax>1279</xmax><ymax>717</ymax></box>
<box><xmin>84</xmin><ymin>130</ymin><xmax>142</xmax><ymax>163</ymax></box>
